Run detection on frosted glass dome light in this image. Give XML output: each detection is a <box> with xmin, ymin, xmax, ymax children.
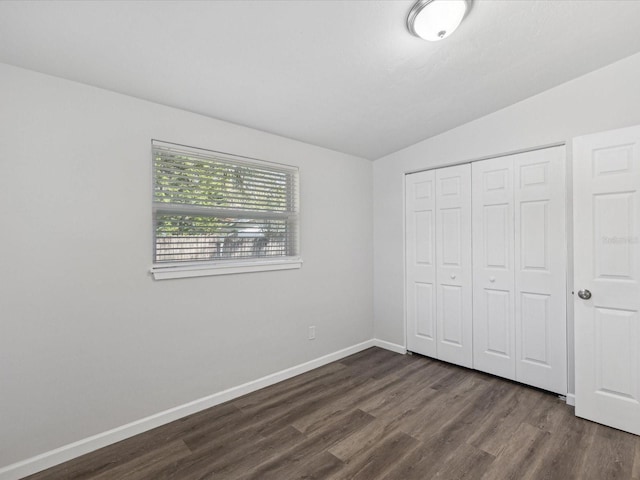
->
<box><xmin>407</xmin><ymin>0</ymin><xmax>470</xmax><ymax>42</ymax></box>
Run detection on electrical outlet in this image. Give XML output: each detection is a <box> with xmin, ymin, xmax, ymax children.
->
<box><xmin>308</xmin><ymin>326</ymin><xmax>316</xmax><ymax>340</ymax></box>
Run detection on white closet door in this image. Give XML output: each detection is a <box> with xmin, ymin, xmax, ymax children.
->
<box><xmin>472</xmin><ymin>157</ymin><xmax>516</xmax><ymax>380</ymax></box>
<box><xmin>574</xmin><ymin>125</ymin><xmax>640</xmax><ymax>435</ymax></box>
<box><xmin>406</xmin><ymin>170</ymin><xmax>437</xmax><ymax>357</ymax></box>
<box><xmin>514</xmin><ymin>147</ymin><xmax>567</xmax><ymax>394</ymax></box>
<box><xmin>435</xmin><ymin>164</ymin><xmax>473</xmax><ymax>368</ymax></box>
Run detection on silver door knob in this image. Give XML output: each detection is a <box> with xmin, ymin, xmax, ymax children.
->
<box><xmin>489</xmin><ymin>276</ymin><xmax>496</xmax><ymax>283</ymax></box>
<box><xmin>577</xmin><ymin>289</ymin><xmax>592</xmax><ymax>300</ymax></box>
<box><xmin>450</xmin><ymin>274</ymin><xmax>456</xmax><ymax>279</ymax></box>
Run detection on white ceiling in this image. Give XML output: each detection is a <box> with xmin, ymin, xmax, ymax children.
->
<box><xmin>2</xmin><ymin>1</ymin><xmax>640</xmax><ymax>160</ymax></box>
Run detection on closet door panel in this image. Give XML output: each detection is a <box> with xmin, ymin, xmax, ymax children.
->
<box><xmin>472</xmin><ymin>158</ymin><xmax>516</xmax><ymax>379</ymax></box>
<box><xmin>440</xmin><ymin>285</ymin><xmax>463</xmax><ymax>344</ymax></box>
<box><xmin>436</xmin><ymin>164</ymin><xmax>473</xmax><ymax>367</ymax></box>
<box><xmin>406</xmin><ymin>170</ymin><xmax>437</xmax><ymax>357</ymax></box>
<box><xmin>485</xmin><ymin>289</ymin><xmax>511</xmax><ymax>356</ymax></box>
<box><xmin>514</xmin><ymin>147</ymin><xmax>567</xmax><ymax>394</ymax></box>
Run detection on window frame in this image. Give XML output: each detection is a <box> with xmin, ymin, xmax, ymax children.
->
<box><xmin>150</xmin><ymin>140</ymin><xmax>302</xmax><ymax>280</ymax></box>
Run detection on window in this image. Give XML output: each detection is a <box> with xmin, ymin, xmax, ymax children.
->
<box><xmin>150</xmin><ymin>140</ymin><xmax>301</xmax><ymax>279</ymax></box>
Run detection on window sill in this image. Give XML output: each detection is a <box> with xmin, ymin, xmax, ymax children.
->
<box><xmin>150</xmin><ymin>258</ymin><xmax>303</xmax><ymax>280</ymax></box>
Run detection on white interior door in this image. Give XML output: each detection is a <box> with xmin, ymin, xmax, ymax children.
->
<box><xmin>472</xmin><ymin>157</ymin><xmax>516</xmax><ymax>380</ymax></box>
<box><xmin>406</xmin><ymin>170</ymin><xmax>437</xmax><ymax>357</ymax></box>
<box><xmin>574</xmin><ymin>125</ymin><xmax>640</xmax><ymax>435</ymax></box>
<box><xmin>435</xmin><ymin>164</ymin><xmax>473</xmax><ymax>368</ymax></box>
<box><xmin>514</xmin><ymin>147</ymin><xmax>567</xmax><ymax>394</ymax></box>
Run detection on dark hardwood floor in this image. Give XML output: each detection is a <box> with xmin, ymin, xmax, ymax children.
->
<box><xmin>24</xmin><ymin>347</ymin><xmax>640</xmax><ymax>480</ymax></box>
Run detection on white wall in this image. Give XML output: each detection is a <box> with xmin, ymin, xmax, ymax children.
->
<box><xmin>0</xmin><ymin>63</ymin><xmax>373</xmax><ymax>469</ymax></box>
<box><xmin>373</xmin><ymin>51</ymin><xmax>640</xmax><ymax>395</ymax></box>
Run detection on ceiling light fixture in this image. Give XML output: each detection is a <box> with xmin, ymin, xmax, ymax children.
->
<box><xmin>407</xmin><ymin>0</ymin><xmax>470</xmax><ymax>42</ymax></box>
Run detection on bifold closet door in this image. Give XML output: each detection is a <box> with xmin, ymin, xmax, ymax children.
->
<box><xmin>406</xmin><ymin>170</ymin><xmax>437</xmax><ymax>357</ymax></box>
<box><xmin>472</xmin><ymin>147</ymin><xmax>567</xmax><ymax>394</ymax></box>
<box><xmin>472</xmin><ymin>156</ymin><xmax>517</xmax><ymax>379</ymax></box>
<box><xmin>514</xmin><ymin>147</ymin><xmax>567</xmax><ymax>394</ymax></box>
<box><xmin>435</xmin><ymin>164</ymin><xmax>473</xmax><ymax>368</ymax></box>
<box><xmin>406</xmin><ymin>165</ymin><xmax>472</xmax><ymax>366</ymax></box>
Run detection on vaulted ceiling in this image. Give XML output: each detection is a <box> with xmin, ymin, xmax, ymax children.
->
<box><xmin>2</xmin><ymin>0</ymin><xmax>640</xmax><ymax>160</ymax></box>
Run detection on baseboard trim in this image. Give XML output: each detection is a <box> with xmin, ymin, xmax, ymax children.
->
<box><xmin>373</xmin><ymin>338</ymin><xmax>407</xmax><ymax>354</ymax></box>
<box><xmin>0</xmin><ymin>339</ymin><xmax>377</xmax><ymax>480</ymax></box>
<box><xmin>566</xmin><ymin>393</ymin><xmax>576</xmax><ymax>406</ymax></box>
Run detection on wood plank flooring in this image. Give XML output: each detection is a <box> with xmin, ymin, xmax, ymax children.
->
<box><xmin>24</xmin><ymin>347</ymin><xmax>640</xmax><ymax>480</ymax></box>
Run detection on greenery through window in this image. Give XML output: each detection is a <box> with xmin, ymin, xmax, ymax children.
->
<box><xmin>152</xmin><ymin>141</ymin><xmax>299</xmax><ymax>264</ymax></box>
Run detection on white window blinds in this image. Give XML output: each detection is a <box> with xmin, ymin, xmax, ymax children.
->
<box><xmin>152</xmin><ymin>141</ymin><xmax>299</xmax><ymax>267</ymax></box>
